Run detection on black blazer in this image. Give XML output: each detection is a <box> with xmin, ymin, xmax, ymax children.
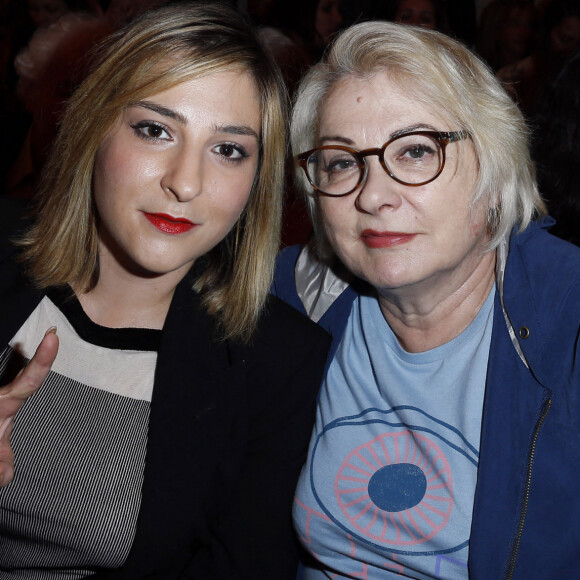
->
<box><xmin>0</xmin><ymin>243</ymin><xmax>330</xmax><ymax>579</ymax></box>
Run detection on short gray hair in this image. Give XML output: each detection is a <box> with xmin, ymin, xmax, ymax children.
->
<box><xmin>291</xmin><ymin>21</ymin><xmax>546</xmax><ymax>258</ymax></box>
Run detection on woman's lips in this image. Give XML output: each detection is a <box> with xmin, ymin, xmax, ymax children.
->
<box><xmin>361</xmin><ymin>229</ymin><xmax>416</xmax><ymax>248</ymax></box>
<box><xmin>144</xmin><ymin>212</ymin><xmax>196</xmax><ymax>234</ymax></box>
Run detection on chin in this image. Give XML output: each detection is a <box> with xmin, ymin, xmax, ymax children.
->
<box><xmin>125</xmin><ymin>254</ymin><xmax>194</xmax><ymax>279</ymax></box>
<box><xmin>354</xmin><ymin>258</ymin><xmax>411</xmax><ymax>289</ymax></box>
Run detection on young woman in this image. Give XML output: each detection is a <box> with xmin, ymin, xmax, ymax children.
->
<box><xmin>0</xmin><ymin>3</ymin><xmax>329</xmax><ymax>578</ymax></box>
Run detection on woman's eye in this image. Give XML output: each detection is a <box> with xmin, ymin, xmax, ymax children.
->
<box><xmin>131</xmin><ymin>122</ymin><xmax>171</xmax><ymax>141</ymax></box>
<box><xmin>214</xmin><ymin>143</ymin><xmax>247</xmax><ymax>160</ymax></box>
<box><xmin>403</xmin><ymin>145</ymin><xmax>434</xmax><ymax>159</ymax></box>
<box><xmin>327</xmin><ymin>156</ymin><xmax>358</xmax><ymax>172</ymax></box>
<box><xmin>145</xmin><ymin>125</ymin><xmax>166</xmax><ymax>139</ymax></box>
<box><xmin>407</xmin><ymin>146</ymin><xmax>426</xmax><ymax>158</ymax></box>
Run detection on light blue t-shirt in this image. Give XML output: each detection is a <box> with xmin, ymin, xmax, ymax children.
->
<box><xmin>294</xmin><ymin>287</ymin><xmax>495</xmax><ymax>579</ymax></box>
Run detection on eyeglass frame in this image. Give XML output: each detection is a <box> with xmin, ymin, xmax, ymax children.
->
<box><xmin>297</xmin><ymin>130</ymin><xmax>471</xmax><ymax>197</ymax></box>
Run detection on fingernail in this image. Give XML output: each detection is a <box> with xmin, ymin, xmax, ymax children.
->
<box><xmin>45</xmin><ymin>326</ymin><xmax>57</xmax><ymax>336</ymax></box>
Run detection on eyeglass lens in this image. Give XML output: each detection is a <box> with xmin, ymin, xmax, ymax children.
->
<box><xmin>306</xmin><ymin>133</ymin><xmax>445</xmax><ymax>195</ymax></box>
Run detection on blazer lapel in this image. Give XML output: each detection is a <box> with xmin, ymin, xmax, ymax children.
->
<box><xmin>116</xmin><ymin>276</ymin><xmax>248</xmax><ymax>576</ymax></box>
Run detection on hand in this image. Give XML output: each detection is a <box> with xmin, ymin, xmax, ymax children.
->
<box><xmin>0</xmin><ymin>328</ymin><xmax>59</xmax><ymax>486</ymax></box>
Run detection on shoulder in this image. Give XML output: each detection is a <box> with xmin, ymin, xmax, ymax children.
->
<box><xmin>0</xmin><ymin>230</ymin><xmax>21</xmax><ymax>265</ymax></box>
<box><xmin>503</xmin><ymin>219</ymin><xmax>580</xmax><ymax>383</ymax></box>
<box><xmin>0</xmin><ymin>238</ymin><xmax>44</xmax><ymax>347</ymax></box>
<box><xmin>255</xmin><ymin>293</ymin><xmax>331</xmax><ymax>354</ymax></box>
<box><xmin>0</xmin><ymin>197</ymin><xmax>32</xmax><ymax>250</ymax></box>
<box><xmin>274</xmin><ymin>244</ymin><xmax>302</xmax><ymax>274</ymax></box>
<box><xmin>272</xmin><ymin>244</ymin><xmax>363</xmax><ymax>363</ymax></box>
<box><xmin>506</xmin><ymin>219</ymin><xmax>580</xmax><ymax>299</ymax></box>
<box><xmin>228</xmin><ymin>293</ymin><xmax>330</xmax><ymax>394</ymax></box>
<box><xmin>0</xmin><ymin>234</ymin><xmax>29</xmax><ymax>293</ymax></box>
<box><xmin>271</xmin><ymin>244</ymin><xmax>304</xmax><ymax>311</ymax></box>
<box><xmin>227</xmin><ymin>294</ymin><xmax>329</xmax><ymax>435</ymax></box>
<box><xmin>0</xmin><ymin>198</ymin><xmax>33</xmax><ymax>271</ymax></box>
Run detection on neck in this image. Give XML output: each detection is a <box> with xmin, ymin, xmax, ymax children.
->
<box><xmin>74</xmin><ymin>245</ymin><xmax>190</xmax><ymax>330</ymax></box>
<box><xmin>377</xmin><ymin>250</ymin><xmax>496</xmax><ymax>353</ymax></box>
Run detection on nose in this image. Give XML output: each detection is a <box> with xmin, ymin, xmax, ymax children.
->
<box><xmin>160</xmin><ymin>144</ymin><xmax>203</xmax><ymax>202</ymax></box>
<box><xmin>355</xmin><ymin>157</ymin><xmax>402</xmax><ymax>214</ymax></box>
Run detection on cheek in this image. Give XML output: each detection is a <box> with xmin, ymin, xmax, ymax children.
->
<box><xmin>444</xmin><ymin>202</ymin><xmax>485</xmax><ymax>241</ymax></box>
<box><xmin>319</xmin><ymin>199</ymin><xmax>355</xmax><ymax>253</ymax></box>
<box><xmin>93</xmin><ymin>141</ymin><xmax>144</xmax><ymax>202</ymax></box>
<box><xmin>233</xmin><ymin>181</ymin><xmax>254</xmax><ymax>213</ymax></box>
<box><xmin>319</xmin><ymin>199</ymin><xmax>343</xmax><ymax>236</ymax></box>
<box><xmin>469</xmin><ymin>207</ymin><xmax>488</xmax><ymax>238</ymax></box>
<box><xmin>93</xmin><ymin>146</ymin><xmax>132</xmax><ymax>221</ymax></box>
<box><xmin>213</xmin><ymin>173</ymin><xmax>255</xmax><ymax>224</ymax></box>
<box><xmin>235</xmin><ymin>170</ymin><xmax>257</xmax><ymax>212</ymax></box>
<box><xmin>92</xmin><ymin>154</ymin><xmax>111</xmax><ymax>214</ymax></box>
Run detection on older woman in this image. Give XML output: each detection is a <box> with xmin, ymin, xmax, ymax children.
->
<box><xmin>273</xmin><ymin>20</ymin><xmax>580</xmax><ymax>580</ymax></box>
<box><xmin>0</xmin><ymin>3</ymin><xmax>329</xmax><ymax>578</ymax></box>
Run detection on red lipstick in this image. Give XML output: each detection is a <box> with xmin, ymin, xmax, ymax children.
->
<box><xmin>144</xmin><ymin>212</ymin><xmax>196</xmax><ymax>234</ymax></box>
<box><xmin>361</xmin><ymin>229</ymin><xmax>416</xmax><ymax>249</ymax></box>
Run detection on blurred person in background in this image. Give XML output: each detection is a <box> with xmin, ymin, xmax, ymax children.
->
<box><xmin>477</xmin><ymin>0</ymin><xmax>537</xmax><ymax>71</ymax></box>
<box><xmin>252</xmin><ymin>0</ymin><xmax>346</xmax><ymax>247</ymax></box>
<box><xmin>531</xmin><ymin>50</ymin><xmax>580</xmax><ymax>245</ymax></box>
<box><xmin>6</xmin><ymin>12</ymin><xmax>112</xmax><ymax>198</ymax></box>
<box><xmin>372</xmin><ymin>0</ymin><xmax>448</xmax><ymax>31</ymax></box>
<box><xmin>497</xmin><ymin>0</ymin><xmax>580</xmax><ymax>114</ymax></box>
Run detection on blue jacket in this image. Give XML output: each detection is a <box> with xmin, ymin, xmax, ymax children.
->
<box><xmin>273</xmin><ymin>220</ymin><xmax>580</xmax><ymax>579</ymax></box>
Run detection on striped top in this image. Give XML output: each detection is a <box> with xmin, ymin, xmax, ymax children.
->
<box><xmin>0</xmin><ymin>289</ymin><xmax>160</xmax><ymax>578</ymax></box>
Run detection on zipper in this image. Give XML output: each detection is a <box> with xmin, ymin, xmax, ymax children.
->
<box><xmin>503</xmin><ymin>396</ymin><xmax>552</xmax><ymax>579</ymax></box>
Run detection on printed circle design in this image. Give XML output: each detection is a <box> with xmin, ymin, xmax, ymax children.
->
<box><xmin>334</xmin><ymin>431</ymin><xmax>452</xmax><ymax>547</ymax></box>
<box><xmin>368</xmin><ymin>463</ymin><xmax>427</xmax><ymax>512</ymax></box>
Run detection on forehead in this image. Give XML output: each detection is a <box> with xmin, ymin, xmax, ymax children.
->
<box><xmin>318</xmin><ymin>71</ymin><xmax>450</xmax><ymax>138</ymax></box>
<box><xmin>140</xmin><ymin>69</ymin><xmax>261</xmax><ymax>122</ymax></box>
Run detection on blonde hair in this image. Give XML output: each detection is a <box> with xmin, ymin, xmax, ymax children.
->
<box><xmin>291</xmin><ymin>21</ymin><xmax>547</xmax><ymax>259</ymax></box>
<box><xmin>20</xmin><ymin>2</ymin><xmax>287</xmax><ymax>342</ymax></box>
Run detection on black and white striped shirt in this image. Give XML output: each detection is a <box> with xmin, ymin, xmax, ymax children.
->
<box><xmin>0</xmin><ymin>289</ymin><xmax>160</xmax><ymax>578</ymax></box>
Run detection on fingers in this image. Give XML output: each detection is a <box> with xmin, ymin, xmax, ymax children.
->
<box><xmin>0</xmin><ymin>328</ymin><xmax>59</xmax><ymax>487</ymax></box>
<box><xmin>0</xmin><ymin>423</ymin><xmax>15</xmax><ymax>487</ymax></box>
<box><xmin>2</xmin><ymin>328</ymin><xmax>59</xmax><ymax>401</ymax></box>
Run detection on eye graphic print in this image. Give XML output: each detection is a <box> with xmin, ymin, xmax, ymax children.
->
<box><xmin>335</xmin><ymin>431</ymin><xmax>452</xmax><ymax>547</ymax></box>
<box><xmin>310</xmin><ymin>407</ymin><xmax>477</xmax><ymax>556</ymax></box>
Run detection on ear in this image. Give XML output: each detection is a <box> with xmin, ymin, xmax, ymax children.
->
<box><xmin>486</xmin><ymin>201</ymin><xmax>502</xmax><ymax>236</ymax></box>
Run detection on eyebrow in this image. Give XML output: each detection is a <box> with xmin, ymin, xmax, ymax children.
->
<box><xmin>390</xmin><ymin>123</ymin><xmax>439</xmax><ymax>139</ymax></box>
<box><xmin>131</xmin><ymin>101</ymin><xmax>260</xmax><ymax>140</ymax></box>
<box><xmin>319</xmin><ymin>135</ymin><xmax>354</xmax><ymax>146</ymax></box>
<box><xmin>319</xmin><ymin>123</ymin><xmax>441</xmax><ymax>145</ymax></box>
<box><xmin>133</xmin><ymin>101</ymin><xmax>188</xmax><ymax>125</ymax></box>
<box><xmin>216</xmin><ymin>124</ymin><xmax>260</xmax><ymax>140</ymax></box>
